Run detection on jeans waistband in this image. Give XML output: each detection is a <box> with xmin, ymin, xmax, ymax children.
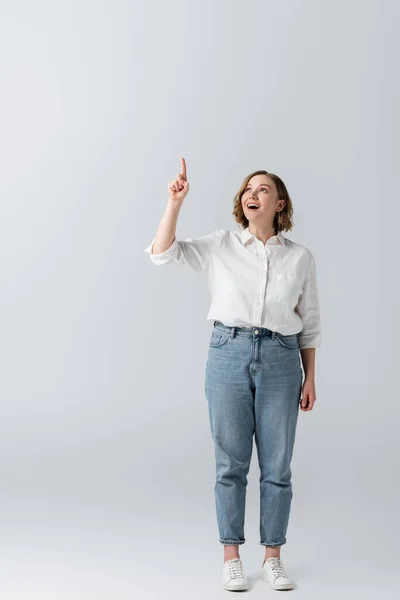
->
<box><xmin>213</xmin><ymin>320</ymin><xmax>277</xmax><ymax>338</ymax></box>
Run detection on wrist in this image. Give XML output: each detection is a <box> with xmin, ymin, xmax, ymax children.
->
<box><xmin>166</xmin><ymin>199</ymin><xmax>183</xmax><ymax>211</ymax></box>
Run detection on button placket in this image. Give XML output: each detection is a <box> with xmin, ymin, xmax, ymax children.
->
<box><xmin>255</xmin><ymin>244</ymin><xmax>268</xmax><ymax>322</ymax></box>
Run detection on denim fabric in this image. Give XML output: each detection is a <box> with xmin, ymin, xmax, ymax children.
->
<box><xmin>205</xmin><ymin>320</ymin><xmax>303</xmax><ymax>547</ymax></box>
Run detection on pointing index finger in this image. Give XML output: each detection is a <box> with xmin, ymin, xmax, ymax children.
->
<box><xmin>180</xmin><ymin>157</ymin><xmax>187</xmax><ymax>180</ymax></box>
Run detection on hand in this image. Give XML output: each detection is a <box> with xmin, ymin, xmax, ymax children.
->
<box><xmin>300</xmin><ymin>377</ymin><xmax>316</xmax><ymax>411</ymax></box>
<box><xmin>168</xmin><ymin>157</ymin><xmax>190</xmax><ymax>204</ymax></box>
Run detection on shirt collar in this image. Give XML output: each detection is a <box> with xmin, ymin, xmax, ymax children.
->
<box><xmin>240</xmin><ymin>227</ymin><xmax>286</xmax><ymax>246</ymax></box>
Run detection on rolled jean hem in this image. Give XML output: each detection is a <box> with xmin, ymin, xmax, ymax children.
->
<box><xmin>260</xmin><ymin>540</ymin><xmax>286</xmax><ymax>547</ymax></box>
<box><xmin>220</xmin><ymin>539</ymin><xmax>245</xmax><ymax>545</ymax></box>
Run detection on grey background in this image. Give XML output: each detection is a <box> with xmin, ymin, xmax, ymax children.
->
<box><xmin>0</xmin><ymin>0</ymin><xmax>399</xmax><ymax>598</ymax></box>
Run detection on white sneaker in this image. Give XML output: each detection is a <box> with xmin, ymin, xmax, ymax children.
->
<box><xmin>222</xmin><ymin>557</ymin><xmax>248</xmax><ymax>591</ymax></box>
<box><xmin>261</xmin><ymin>556</ymin><xmax>294</xmax><ymax>590</ymax></box>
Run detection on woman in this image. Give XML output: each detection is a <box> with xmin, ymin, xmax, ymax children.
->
<box><xmin>144</xmin><ymin>157</ymin><xmax>321</xmax><ymax>592</ymax></box>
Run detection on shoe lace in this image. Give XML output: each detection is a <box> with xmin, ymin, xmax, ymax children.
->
<box><xmin>228</xmin><ymin>559</ymin><xmax>244</xmax><ymax>579</ymax></box>
<box><xmin>267</xmin><ymin>557</ymin><xmax>287</xmax><ymax>579</ymax></box>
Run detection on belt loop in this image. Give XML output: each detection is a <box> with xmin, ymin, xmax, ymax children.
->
<box><xmin>230</xmin><ymin>327</ymin><xmax>236</xmax><ymax>339</ymax></box>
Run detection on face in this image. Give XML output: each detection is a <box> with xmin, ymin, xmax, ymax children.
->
<box><xmin>241</xmin><ymin>174</ymin><xmax>285</xmax><ymax>224</ymax></box>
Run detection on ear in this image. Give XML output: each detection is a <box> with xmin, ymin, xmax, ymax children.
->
<box><xmin>278</xmin><ymin>199</ymin><xmax>286</xmax><ymax>211</ymax></box>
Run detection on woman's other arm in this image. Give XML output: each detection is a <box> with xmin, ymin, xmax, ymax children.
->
<box><xmin>296</xmin><ymin>253</ymin><xmax>321</xmax><ymax>411</ymax></box>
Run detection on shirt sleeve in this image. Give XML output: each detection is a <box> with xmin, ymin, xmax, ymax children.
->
<box><xmin>295</xmin><ymin>254</ymin><xmax>322</xmax><ymax>349</ymax></box>
<box><xmin>144</xmin><ymin>230</ymin><xmax>223</xmax><ymax>274</ymax></box>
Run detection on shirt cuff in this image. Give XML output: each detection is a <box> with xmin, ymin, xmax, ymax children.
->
<box><xmin>144</xmin><ymin>237</ymin><xmax>179</xmax><ymax>264</ymax></box>
<box><xmin>298</xmin><ymin>334</ymin><xmax>321</xmax><ymax>349</ymax></box>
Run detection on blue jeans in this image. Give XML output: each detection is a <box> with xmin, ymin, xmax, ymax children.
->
<box><xmin>205</xmin><ymin>320</ymin><xmax>303</xmax><ymax>547</ymax></box>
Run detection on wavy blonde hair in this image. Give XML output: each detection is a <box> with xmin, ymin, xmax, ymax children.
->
<box><xmin>232</xmin><ymin>170</ymin><xmax>294</xmax><ymax>233</ymax></box>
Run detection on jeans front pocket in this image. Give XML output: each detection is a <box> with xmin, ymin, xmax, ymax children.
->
<box><xmin>209</xmin><ymin>329</ymin><xmax>231</xmax><ymax>348</ymax></box>
<box><xmin>275</xmin><ymin>332</ymin><xmax>300</xmax><ymax>350</ymax></box>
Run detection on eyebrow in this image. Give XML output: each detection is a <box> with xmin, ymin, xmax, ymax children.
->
<box><xmin>245</xmin><ymin>183</ymin><xmax>271</xmax><ymax>189</ymax></box>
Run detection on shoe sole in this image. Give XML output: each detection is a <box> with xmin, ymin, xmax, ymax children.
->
<box><xmin>223</xmin><ymin>583</ymin><xmax>249</xmax><ymax>591</ymax></box>
<box><xmin>261</xmin><ymin>570</ymin><xmax>294</xmax><ymax>590</ymax></box>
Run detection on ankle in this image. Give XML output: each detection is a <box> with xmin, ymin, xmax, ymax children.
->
<box><xmin>224</xmin><ymin>544</ymin><xmax>240</xmax><ymax>562</ymax></box>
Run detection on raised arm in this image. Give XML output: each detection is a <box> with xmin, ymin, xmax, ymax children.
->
<box><xmin>151</xmin><ymin>157</ymin><xmax>189</xmax><ymax>255</ymax></box>
<box><xmin>144</xmin><ymin>157</ymin><xmax>223</xmax><ymax>273</ymax></box>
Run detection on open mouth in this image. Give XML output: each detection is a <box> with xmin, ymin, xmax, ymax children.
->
<box><xmin>247</xmin><ymin>204</ymin><xmax>260</xmax><ymax>210</ymax></box>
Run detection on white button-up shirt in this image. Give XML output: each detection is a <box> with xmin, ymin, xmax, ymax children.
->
<box><xmin>144</xmin><ymin>227</ymin><xmax>321</xmax><ymax>349</ymax></box>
